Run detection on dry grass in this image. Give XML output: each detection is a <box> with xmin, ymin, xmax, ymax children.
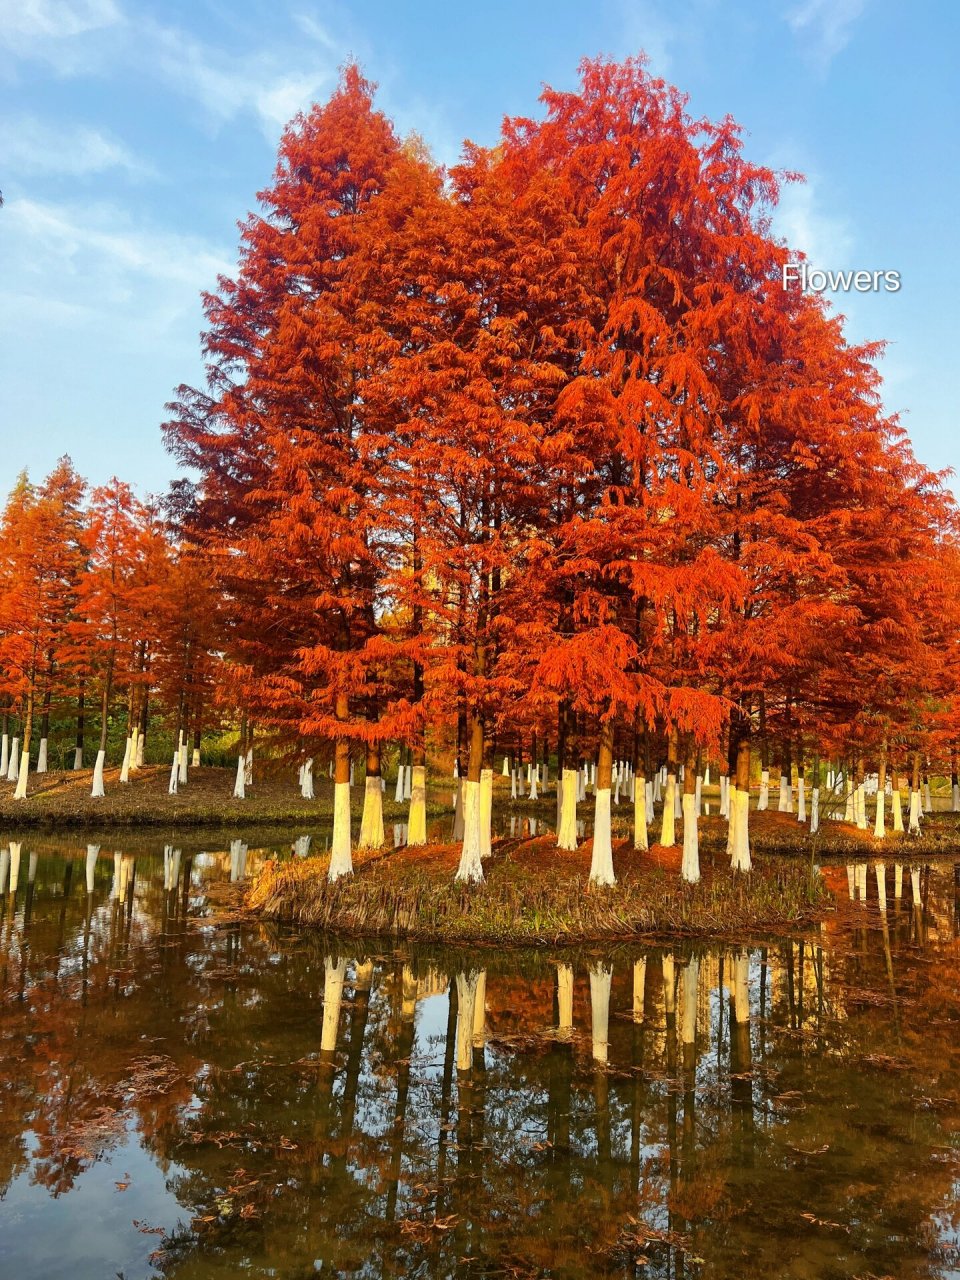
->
<box><xmin>246</xmin><ymin>834</ymin><xmax>830</xmax><ymax>944</ymax></box>
<box><xmin>0</xmin><ymin>765</ymin><xmax>448</xmax><ymax>829</ymax></box>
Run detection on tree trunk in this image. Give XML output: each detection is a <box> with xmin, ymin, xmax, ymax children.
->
<box><xmin>681</xmin><ymin>738</ymin><xmax>700</xmax><ymax>883</ymax></box>
<box><xmin>329</xmin><ymin>693</ymin><xmax>353</xmax><ymax>880</ymax></box>
<box><xmin>589</xmin><ymin>716</ymin><xmax>615</xmax><ymax>886</ymax></box>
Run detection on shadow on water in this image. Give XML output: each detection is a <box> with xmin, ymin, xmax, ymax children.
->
<box><xmin>1</xmin><ymin>836</ymin><xmax>959</xmax><ymax>1279</ymax></box>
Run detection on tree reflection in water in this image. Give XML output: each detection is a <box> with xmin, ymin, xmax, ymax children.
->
<box><xmin>0</xmin><ymin>840</ymin><xmax>959</xmax><ymax>1278</ymax></box>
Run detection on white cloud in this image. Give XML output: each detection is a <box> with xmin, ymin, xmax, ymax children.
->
<box><xmin>2</xmin><ymin>114</ymin><xmax>153</xmax><ymax>178</ymax></box>
<box><xmin>773</xmin><ymin>177</ymin><xmax>855</xmax><ymax>267</ymax></box>
<box><xmin>144</xmin><ymin>17</ymin><xmax>341</xmax><ymax>138</ymax></box>
<box><xmin>786</xmin><ymin>0</ymin><xmax>867</xmax><ymax>68</ymax></box>
<box><xmin>0</xmin><ymin>0</ymin><xmax>121</xmax><ymax>42</ymax></box>
<box><xmin>4</xmin><ymin>196</ymin><xmax>233</xmax><ymax>294</ymax></box>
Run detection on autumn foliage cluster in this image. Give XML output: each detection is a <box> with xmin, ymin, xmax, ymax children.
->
<box><xmin>3</xmin><ymin>58</ymin><xmax>959</xmax><ymax>883</ymax></box>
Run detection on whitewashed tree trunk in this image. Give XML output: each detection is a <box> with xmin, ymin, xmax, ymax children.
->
<box><xmin>301</xmin><ymin>758</ymin><xmax>314</xmax><ymax>799</ymax></box>
<box><xmin>726</xmin><ymin>785</ymin><xmax>738</xmax><ymax>860</ymax></box>
<box><xmin>510</xmin><ymin>769</ymin><xmax>517</xmax><ymax>800</ymax></box>
<box><xmin>403</xmin><ymin>764</ymin><xmax>412</xmax><ymax>801</ymax></box>
<box><xmin>652</xmin><ymin>772</ymin><xmax>662</xmax><ymax>803</ymax></box>
<box><xmin>14</xmin><ymin>748</ymin><xmax>30</xmax><ymax>800</ymax></box>
<box><xmin>681</xmin><ymin>791</ymin><xmax>700</xmax><ymax>883</ymax></box>
<box><xmin>694</xmin><ymin>773</ymin><xmax>702</xmax><ymax>816</ymax></box>
<box><xmin>292</xmin><ymin>834</ymin><xmax>311</xmax><ymax>859</ymax></box>
<box><xmin>321</xmin><ymin>956</ymin><xmax>346</xmax><ymax>1054</ymax></box>
<box><xmin>233</xmin><ymin>754</ymin><xmax>246</xmax><ymax>798</ymax></box>
<box><xmin>329</xmin><ymin>781</ymin><xmax>353</xmax><ymax>880</ymax></box>
<box><xmin>479</xmin><ymin>767</ymin><xmax>493</xmax><ymax>859</ymax></box>
<box><xmin>590</xmin><ymin>788</ymin><xmax>615</xmax><ymax>886</ymax></box>
<box><xmin>135</xmin><ymin>730</ymin><xmax>144</xmax><ymax>767</ymax></box>
<box><xmin>168</xmin><ymin>753</ymin><xmax>179</xmax><ymax>794</ymax></box>
<box><xmin>455</xmin><ymin>780</ymin><xmax>484</xmax><ymax>882</ymax></box>
<box><xmin>758</xmin><ymin>769</ymin><xmax>769</xmax><ymax>811</ymax></box>
<box><xmin>0</xmin><ymin>733</ymin><xmax>7</xmax><ymax>776</ymax></box>
<box><xmin>634</xmin><ymin>774</ymin><xmax>648</xmax><ymax>850</ymax></box>
<box><xmin>797</xmin><ymin>776</ymin><xmax>806</xmax><ymax>823</ymax></box>
<box><xmin>732</xmin><ymin>787</ymin><xmax>751</xmax><ymax>872</ymax></box>
<box><xmin>660</xmin><ymin>772</ymin><xmax>676</xmax><ymax>847</ymax></box>
<box><xmin>908</xmin><ymin>789</ymin><xmax>921</xmax><ymax>834</ymax></box>
<box><xmin>7</xmin><ymin>738</ymin><xmax>20</xmax><ymax>782</ymax></box>
<box><xmin>856</xmin><ymin>783</ymin><xmax>868</xmax><ymax>829</ymax></box>
<box><xmin>90</xmin><ymin>749</ymin><xmax>106</xmax><ymax>798</ymax></box>
<box><xmin>407</xmin><ymin>764</ymin><xmax>427</xmax><ymax>846</ymax></box>
<box><xmin>777</xmin><ymin>775</ymin><xmax>789</xmax><ymax>812</ymax></box>
<box><xmin>843</xmin><ymin>780</ymin><xmax>855</xmax><ymax>822</ymax></box>
<box><xmin>502</xmin><ymin>756</ymin><xmax>510</xmax><ymax>776</ymax></box>
<box><xmin>359</xmin><ymin>776</ymin><xmax>385</xmax><ymax>849</ymax></box>
<box><xmin>394</xmin><ymin>764</ymin><xmax>404</xmax><ymax>803</ymax></box>
<box><xmin>589</xmin><ymin>962</ymin><xmax>612</xmax><ymax>1063</ymax></box>
<box><xmin>892</xmin><ymin>788</ymin><xmax>904</xmax><ymax>833</ymax></box>
<box><xmin>874</xmin><ymin>789</ymin><xmax>886</xmax><ymax>839</ymax></box>
<box><xmin>646</xmin><ymin>779</ymin><xmax>654</xmax><ymax>814</ymax></box>
<box><xmin>178</xmin><ymin>733</ymin><xmax>188</xmax><ymax>784</ymax></box>
<box><xmin>119</xmin><ymin>736</ymin><xmax>133</xmax><ymax>783</ymax></box>
<box><xmin>557</xmin><ymin>768</ymin><xmax>578</xmax><ymax>851</ymax></box>
<box><xmin>719</xmin><ymin>774</ymin><xmax>729</xmax><ymax>818</ymax></box>
<box><xmin>811</xmin><ymin>787</ymin><xmax>820</xmax><ymax>834</ymax></box>
<box><xmin>36</xmin><ymin>737</ymin><xmax>48</xmax><ymax>774</ymax></box>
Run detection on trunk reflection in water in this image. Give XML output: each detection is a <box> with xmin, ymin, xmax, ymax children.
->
<box><xmin>0</xmin><ymin>840</ymin><xmax>959</xmax><ymax>1278</ymax></box>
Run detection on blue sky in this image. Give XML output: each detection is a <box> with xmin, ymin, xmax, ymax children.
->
<box><xmin>1</xmin><ymin>0</ymin><xmax>957</xmax><ymax>499</ymax></box>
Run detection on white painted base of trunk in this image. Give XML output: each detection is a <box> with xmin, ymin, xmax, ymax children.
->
<box><xmin>633</xmin><ymin>775</ymin><xmax>648</xmax><ymax>850</ymax></box>
<box><xmin>301</xmin><ymin>759</ymin><xmax>314</xmax><ymax>800</ymax></box>
<box><xmin>6</xmin><ymin>739</ymin><xmax>20</xmax><ymax>783</ymax></box>
<box><xmin>502</xmin><ymin>757</ymin><xmax>510</xmax><ymax>776</ymax></box>
<box><xmin>36</xmin><ymin>737</ymin><xmax>48</xmax><ymax>774</ymax></box>
<box><xmin>455</xmin><ymin>780</ymin><xmax>484</xmax><ymax>882</ymax></box>
<box><xmin>856</xmin><ymin>783</ymin><xmax>868</xmax><ymax>829</ymax></box>
<box><xmin>731</xmin><ymin>788</ymin><xmax>751</xmax><ymax>872</ymax></box>
<box><xmin>908</xmin><ymin>789</ymin><xmax>921</xmax><ymax>834</ymax></box>
<box><xmin>660</xmin><ymin>774</ymin><xmax>676</xmax><ymax>847</ymax></box>
<box><xmin>192</xmin><ymin>748</ymin><xmax>200</xmax><ymax>768</ymax></box>
<box><xmin>892</xmin><ymin>790</ymin><xmax>904</xmax><ymax>832</ymax></box>
<box><xmin>329</xmin><ymin>781</ymin><xmax>353</xmax><ymax>880</ymax></box>
<box><xmin>403</xmin><ymin>764</ymin><xmax>412</xmax><ymax>801</ymax></box>
<box><xmin>557</xmin><ymin>769</ymin><xmax>578</xmax><ymax>851</ymax></box>
<box><xmin>873</xmin><ymin>789</ymin><xmax>886</xmax><ymax>839</ymax></box>
<box><xmin>719</xmin><ymin>774</ymin><xmax>729</xmax><ymax>818</ymax></box>
<box><xmin>358</xmin><ymin>775</ymin><xmax>385</xmax><ymax>848</ymax></box>
<box><xmin>407</xmin><ymin>765</ymin><xmax>427</xmax><ymax>846</ymax></box>
<box><xmin>0</xmin><ymin>733</ymin><xmax>7</xmax><ymax>777</ymax></box>
<box><xmin>777</xmin><ymin>776</ymin><xmax>789</xmax><ymax>812</ymax></box>
<box><xmin>726</xmin><ymin>785</ymin><xmax>738</xmax><ymax>860</ymax></box>
<box><xmin>244</xmin><ymin>749</ymin><xmax>253</xmax><ymax>787</ymax></box>
<box><xmin>119</xmin><ymin>736</ymin><xmax>133</xmax><ymax>783</ymax></box>
<box><xmin>758</xmin><ymin>770</ymin><xmax>769</xmax><ymax>811</ymax></box>
<box><xmin>233</xmin><ymin>754</ymin><xmax>246</xmax><ymax>798</ymax></box>
<box><xmin>479</xmin><ymin>768</ymin><xmax>493</xmax><ymax>859</ymax></box>
<box><xmin>797</xmin><ymin>777</ymin><xmax>806</xmax><ymax>823</ymax></box>
<box><xmin>589</xmin><ymin>788</ymin><xmax>615</xmax><ymax>886</ymax></box>
<box><xmin>91</xmin><ymin>749</ymin><xmax>106</xmax><ymax>798</ymax></box>
<box><xmin>811</xmin><ymin>787</ymin><xmax>820</xmax><ymax>834</ymax></box>
<box><xmin>74</xmin><ymin>747</ymin><xmax>83</xmax><ymax>770</ymax></box>
<box><xmin>14</xmin><ymin>748</ymin><xmax>30</xmax><ymax>800</ymax></box>
<box><xmin>168</xmin><ymin>753</ymin><xmax>179</xmax><ymax>794</ymax></box>
<box><xmin>681</xmin><ymin>791</ymin><xmax>700</xmax><ymax>883</ymax></box>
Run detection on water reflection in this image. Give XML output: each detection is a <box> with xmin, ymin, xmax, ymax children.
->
<box><xmin>0</xmin><ymin>840</ymin><xmax>959</xmax><ymax>1279</ymax></box>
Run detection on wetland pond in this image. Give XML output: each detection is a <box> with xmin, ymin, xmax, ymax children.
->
<box><xmin>1</xmin><ymin>831</ymin><xmax>959</xmax><ymax>1279</ymax></box>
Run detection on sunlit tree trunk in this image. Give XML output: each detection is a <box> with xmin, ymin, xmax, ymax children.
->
<box><xmin>908</xmin><ymin>751</ymin><xmax>922</xmax><ymax>835</ymax></box>
<box><xmin>589</xmin><ymin>716</ymin><xmax>616</xmax><ymax>885</ymax></box>
<box><xmin>681</xmin><ymin>738</ymin><xmax>700</xmax><ymax>884</ymax></box>
<box><xmin>359</xmin><ymin>742</ymin><xmax>385</xmax><ymax>850</ymax></box>
<box><xmin>731</xmin><ymin>731</ymin><xmax>752</xmax><ymax>872</ymax></box>
<box><xmin>874</xmin><ymin>740</ymin><xmax>887</xmax><ymax>839</ymax></box>
<box><xmin>660</xmin><ymin>730</ymin><xmax>677</xmax><ymax>847</ymax></box>
<box><xmin>329</xmin><ymin>693</ymin><xmax>353</xmax><ymax>880</ymax></box>
<box><xmin>455</xmin><ymin>710</ymin><xmax>485</xmax><ymax>882</ymax></box>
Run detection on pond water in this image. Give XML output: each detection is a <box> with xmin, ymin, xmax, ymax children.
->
<box><xmin>1</xmin><ymin>834</ymin><xmax>959</xmax><ymax>1279</ymax></box>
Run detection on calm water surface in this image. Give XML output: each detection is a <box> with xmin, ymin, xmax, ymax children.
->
<box><xmin>1</xmin><ymin>831</ymin><xmax>959</xmax><ymax>1279</ymax></box>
